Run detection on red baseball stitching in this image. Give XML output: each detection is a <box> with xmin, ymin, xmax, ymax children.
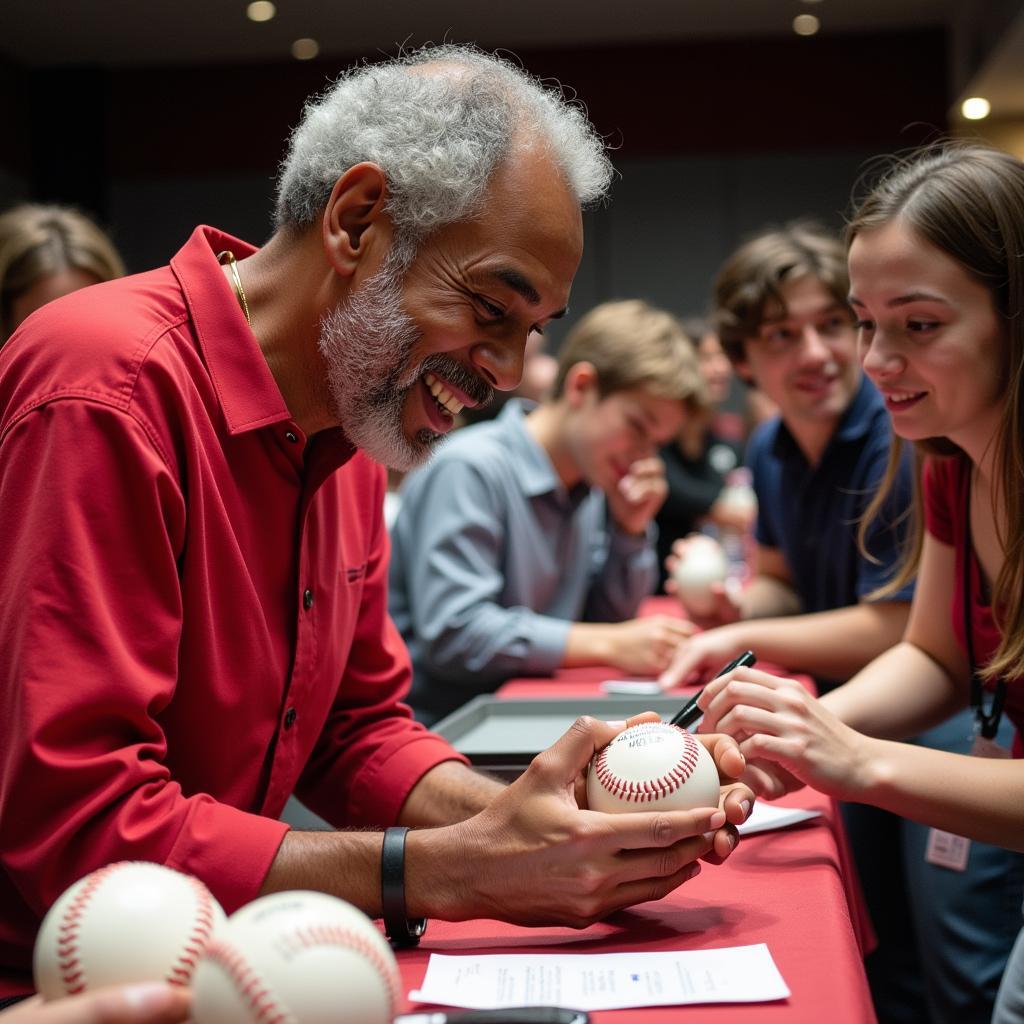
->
<box><xmin>203</xmin><ymin>923</ymin><xmax>399</xmax><ymax>1024</ymax></box>
<box><xmin>166</xmin><ymin>875</ymin><xmax>219</xmax><ymax>985</ymax></box>
<box><xmin>593</xmin><ymin>724</ymin><xmax>701</xmax><ymax>803</ymax></box>
<box><xmin>57</xmin><ymin>863</ymin><xmax>120</xmax><ymax>995</ymax></box>
<box><xmin>283</xmin><ymin>924</ymin><xmax>401</xmax><ymax>1013</ymax></box>
<box><xmin>54</xmin><ymin>863</ymin><xmax>216</xmax><ymax>995</ymax></box>
<box><xmin>202</xmin><ymin>939</ymin><xmax>292</xmax><ymax>1024</ymax></box>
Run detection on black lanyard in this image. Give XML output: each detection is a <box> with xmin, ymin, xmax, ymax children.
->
<box><xmin>962</xmin><ymin>464</ymin><xmax>1007</xmax><ymax>740</ymax></box>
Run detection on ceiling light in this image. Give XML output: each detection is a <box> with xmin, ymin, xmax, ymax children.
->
<box><xmin>961</xmin><ymin>96</ymin><xmax>991</xmax><ymax>121</ymax></box>
<box><xmin>793</xmin><ymin>14</ymin><xmax>820</xmax><ymax>35</ymax></box>
<box><xmin>246</xmin><ymin>1</ymin><xmax>276</xmax><ymax>22</ymax></box>
<box><xmin>292</xmin><ymin>38</ymin><xmax>320</xmax><ymax>61</ymax></box>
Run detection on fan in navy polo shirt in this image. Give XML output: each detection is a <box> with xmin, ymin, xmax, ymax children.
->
<box><xmin>660</xmin><ymin>224</ymin><xmax>912</xmax><ymax>690</ymax></box>
<box><xmin>748</xmin><ymin>373</ymin><xmax>912</xmax><ymax>629</ymax></box>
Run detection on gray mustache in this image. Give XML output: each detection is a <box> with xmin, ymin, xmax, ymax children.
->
<box><xmin>419</xmin><ymin>354</ymin><xmax>494</xmax><ymax>407</ymax></box>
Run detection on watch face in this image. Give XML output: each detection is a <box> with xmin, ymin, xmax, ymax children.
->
<box><xmin>387</xmin><ymin>917</ymin><xmax>426</xmax><ymax>948</ymax></box>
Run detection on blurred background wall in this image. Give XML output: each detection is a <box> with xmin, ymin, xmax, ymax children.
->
<box><xmin>2</xmin><ymin>0</ymin><xmax>1022</xmax><ymax>342</ymax></box>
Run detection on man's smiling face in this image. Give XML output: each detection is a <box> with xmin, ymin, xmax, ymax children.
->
<box><xmin>320</xmin><ymin>145</ymin><xmax>584</xmax><ymax>470</ymax></box>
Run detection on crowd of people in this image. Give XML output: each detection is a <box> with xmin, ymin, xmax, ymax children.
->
<box><xmin>1</xmin><ymin>41</ymin><xmax>1023</xmax><ymax>1024</ymax></box>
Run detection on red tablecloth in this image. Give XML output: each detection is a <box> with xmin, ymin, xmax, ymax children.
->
<box><xmin>396</xmin><ymin>606</ymin><xmax>877</xmax><ymax>1022</ymax></box>
<box><xmin>394</xmin><ymin>779</ymin><xmax>874</xmax><ymax>1022</ymax></box>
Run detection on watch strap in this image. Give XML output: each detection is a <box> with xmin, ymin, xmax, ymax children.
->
<box><xmin>381</xmin><ymin>826</ymin><xmax>427</xmax><ymax>948</ymax></box>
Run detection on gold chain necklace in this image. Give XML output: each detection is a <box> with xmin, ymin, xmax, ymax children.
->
<box><xmin>217</xmin><ymin>250</ymin><xmax>252</xmax><ymax>327</ymax></box>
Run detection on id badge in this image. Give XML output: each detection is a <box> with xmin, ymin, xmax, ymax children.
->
<box><xmin>925</xmin><ymin>828</ymin><xmax>970</xmax><ymax>872</ymax></box>
<box><xmin>971</xmin><ymin>732</ymin><xmax>1012</xmax><ymax>759</ymax></box>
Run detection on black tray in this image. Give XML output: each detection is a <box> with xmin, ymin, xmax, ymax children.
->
<box><xmin>432</xmin><ymin>693</ymin><xmax>687</xmax><ymax>781</ymax></box>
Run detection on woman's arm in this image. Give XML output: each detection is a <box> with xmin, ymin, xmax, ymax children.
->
<box><xmin>821</xmin><ymin>532</ymin><xmax>969</xmax><ymax>738</ymax></box>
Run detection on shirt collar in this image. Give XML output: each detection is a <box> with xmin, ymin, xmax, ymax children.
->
<box><xmin>497</xmin><ymin>399</ymin><xmax>590</xmax><ymax>505</ymax></box>
<box><xmin>772</xmin><ymin>373</ymin><xmax>880</xmax><ymax>461</ymax></box>
<box><xmin>170</xmin><ymin>225</ymin><xmax>292</xmax><ymax>436</ymax></box>
<box><xmin>833</xmin><ymin>374</ymin><xmax>885</xmax><ymax>443</ymax></box>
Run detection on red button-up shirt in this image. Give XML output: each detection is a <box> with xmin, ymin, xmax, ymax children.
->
<box><xmin>0</xmin><ymin>226</ymin><xmax>465</xmax><ymax>996</ymax></box>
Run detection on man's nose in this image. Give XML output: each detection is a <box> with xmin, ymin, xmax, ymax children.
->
<box><xmin>797</xmin><ymin>324</ymin><xmax>831</xmax><ymax>363</ymax></box>
<box><xmin>470</xmin><ymin>333</ymin><xmax>527</xmax><ymax>392</ymax></box>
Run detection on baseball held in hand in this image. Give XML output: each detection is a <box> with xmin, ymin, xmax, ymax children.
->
<box><xmin>192</xmin><ymin>890</ymin><xmax>401</xmax><ymax>1024</ymax></box>
<box><xmin>33</xmin><ymin>861</ymin><xmax>225</xmax><ymax>1000</ymax></box>
<box><xmin>672</xmin><ymin>535</ymin><xmax>729</xmax><ymax>618</ymax></box>
<box><xmin>588</xmin><ymin>722</ymin><xmax>722</xmax><ymax>813</ymax></box>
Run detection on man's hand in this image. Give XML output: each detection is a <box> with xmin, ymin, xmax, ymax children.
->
<box><xmin>605</xmin><ymin>457</ymin><xmax>667</xmax><ymax>536</ymax></box>
<box><xmin>605</xmin><ymin>616</ymin><xmax>696</xmax><ymax>675</ymax></box>
<box><xmin>412</xmin><ymin>713</ymin><xmax>753</xmax><ymax>928</ymax></box>
<box><xmin>663</xmin><ymin>537</ymin><xmax>741</xmax><ymax>627</ymax></box>
<box><xmin>1</xmin><ymin>986</ymin><xmax>191</xmax><ymax>1024</ymax></box>
<box><xmin>657</xmin><ymin>625</ymin><xmax>746</xmax><ymax>690</ymax></box>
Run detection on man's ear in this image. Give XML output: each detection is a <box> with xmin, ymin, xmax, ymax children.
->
<box><xmin>322</xmin><ymin>162</ymin><xmax>393</xmax><ymax>278</ymax></box>
<box><xmin>563</xmin><ymin>361</ymin><xmax>599</xmax><ymax>408</ymax></box>
<box><xmin>731</xmin><ymin>346</ymin><xmax>756</xmax><ymax>387</ymax></box>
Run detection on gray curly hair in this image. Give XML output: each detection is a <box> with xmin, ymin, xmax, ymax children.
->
<box><xmin>274</xmin><ymin>44</ymin><xmax>613</xmax><ymax>254</ymax></box>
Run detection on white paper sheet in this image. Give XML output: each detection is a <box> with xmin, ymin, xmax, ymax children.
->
<box><xmin>738</xmin><ymin>801</ymin><xmax>821</xmax><ymax>836</ymax></box>
<box><xmin>408</xmin><ymin>943</ymin><xmax>790</xmax><ymax>1011</ymax></box>
<box><xmin>599</xmin><ymin>679</ymin><xmax>663</xmax><ymax>695</ymax></box>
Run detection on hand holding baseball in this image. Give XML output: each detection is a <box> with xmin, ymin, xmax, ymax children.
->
<box><xmin>664</xmin><ymin>536</ymin><xmax>740</xmax><ymax>627</ymax></box>
<box><xmin>417</xmin><ymin>713</ymin><xmax>745</xmax><ymax>928</ymax></box>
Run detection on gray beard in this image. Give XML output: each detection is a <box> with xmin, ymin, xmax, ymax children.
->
<box><xmin>318</xmin><ymin>261</ymin><xmax>438</xmax><ymax>472</ymax></box>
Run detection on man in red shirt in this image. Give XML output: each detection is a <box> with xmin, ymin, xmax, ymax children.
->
<box><xmin>0</xmin><ymin>45</ymin><xmax>751</xmax><ymax>1000</ymax></box>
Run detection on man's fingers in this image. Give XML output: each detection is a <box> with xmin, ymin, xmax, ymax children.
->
<box><xmin>589</xmin><ymin>807</ymin><xmax>726</xmax><ymax>849</ymax></box>
<box><xmin>530</xmin><ymin>715</ymin><xmax>627</xmax><ymax>788</ymax></box>
<box><xmin>695</xmin><ymin>732</ymin><xmax>746</xmax><ymax>781</ymax></box>
<box><xmin>701</xmin><ymin>823</ymin><xmax>740</xmax><ymax>865</ymax></box>
<box><xmin>602</xmin><ymin>861</ymin><xmax>704</xmax><ymax>916</ymax></box>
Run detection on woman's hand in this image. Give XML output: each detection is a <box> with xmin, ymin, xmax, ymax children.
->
<box><xmin>697</xmin><ymin>666</ymin><xmax>876</xmax><ymax>801</ymax></box>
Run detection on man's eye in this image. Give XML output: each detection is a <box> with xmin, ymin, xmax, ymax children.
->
<box><xmin>476</xmin><ymin>296</ymin><xmax>504</xmax><ymax>319</ymax></box>
<box><xmin>821</xmin><ymin>316</ymin><xmax>850</xmax><ymax>333</ymax></box>
<box><xmin>854</xmin><ymin>319</ymin><xmax>875</xmax><ymax>331</ymax></box>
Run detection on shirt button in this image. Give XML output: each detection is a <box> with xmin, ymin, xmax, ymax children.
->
<box><xmin>284</xmin><ymin>707</ymin><xmax>297</xmax><ymax>729</ymax></box>
<box><xmin>285</xmin><ymin>430</ymin><xmax>298</xmax><ymax>444</ymax></box>
<box><xmin>302</xmin><ymin>588</ymin><xmax>314</xmax><ymax>610</ymax></box>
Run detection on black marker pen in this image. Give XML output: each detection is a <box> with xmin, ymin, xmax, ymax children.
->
<box><xmin>669</xmin><ymin>650</ymin><xmax>756</xmax><ymax>729</ymax></box>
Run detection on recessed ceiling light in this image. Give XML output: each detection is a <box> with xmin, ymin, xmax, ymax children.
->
<box><xmin>292</xmin><ymin>38</ymin><xmax>320</xmax><ymax>61</ymax></box>
<box><xmin>246</xmin><ymin>1</ymin><xmax>276</xmax><ymax>23</ymax></box>
<box><xmin>961</xmin><ymin>96</ymin><xmax>991</xmax><ymax>121</ymax></box>
<box><xmin>793</xmin><ymin>13</ymin><xmax>820</xmax><ymax>35</ymax></box>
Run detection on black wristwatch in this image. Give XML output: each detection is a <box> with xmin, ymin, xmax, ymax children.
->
<box><xmin>381</xmin><ymin>826</ymin><xmax>428</xmax><ymax>948</ymax></box>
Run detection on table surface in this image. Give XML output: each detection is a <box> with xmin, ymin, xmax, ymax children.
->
<box><xmin>395</xmin><ymin>626</ymin><xmax>877</xmax><ymax>1023</ymax></box>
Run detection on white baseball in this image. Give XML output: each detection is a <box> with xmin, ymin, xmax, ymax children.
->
<box><xmin>672</xmin><ymin>535</ymin><xmax>729</xmax><ymax>618</ymax></box>
<box><xmin>33</xmin><ymin>860</ymin><xmax>225</xmax><ymax>1000</ymax></box>
<box><xmin>192</xmin><ymin>890</ymin><xmax>401</xmax><ymax>1024</ymax></box>
<box><xmin>587</xmin><ymin>722</ymin><xmax>722</xmax><ymax>813</ymax></box>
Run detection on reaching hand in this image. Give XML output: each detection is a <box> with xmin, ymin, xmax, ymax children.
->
<box><xmin>429</xmin><ymin>713</ymin><xmax>753</xmax><ymax>928</ymax></box>
<box><xmin>605</xmin><ymin>457</ymin><xmax>668</xmax><ymax>537</ymax></box>
<box><xmin>663</xmin><ymin>537</ymin><xmax>741</xmax><ymax>627</ymax></box>
<box><xmin>1</xmin><ymin>986</ymin><xmax>191</xmax><ymax>1024</ymax></box>
<box><xmin>657</xmin><ymin>626</ymin><xmax>746</xmax><ymax>690</ymax></box>
<box><xmin>606</xmin><ymin>616</ymin><xmax>697</xmax><ymax>675</ymax></box>
<box><xmin>696</xmin><ymin>666</ymin><xmax>874</xmax><ymax>801</ymax></box>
